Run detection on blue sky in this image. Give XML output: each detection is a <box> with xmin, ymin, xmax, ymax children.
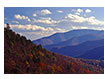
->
<box><xmin>4</xmin><ymin>7</ymin><xmax>104</xmax><ymax>40</ymax></box>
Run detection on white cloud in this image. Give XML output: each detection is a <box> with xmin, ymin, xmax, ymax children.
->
<box><xmin>65</xmin><ymin>14</ymin><xmax>86</xmax><ymax>23</ymax></box>
<box><xmin>14</xmin><ymin>14</ymin><xmax>31</xmax><ymax>22</ymax></box>
<box><xmin>12</xmin><ymin>20</ymin><xmax>19</xmax><ymax>24</ymax></box>
<box><xmin>85</xmin><ymin>9</ymin><xmax>92</xmax><ymax>13</ymax></box>
<box><xmin>72</xmin><ymin>26</ymin><xmax>88</xmax><ymax>30</ymax></box>
<box><xmin>72</xmin><ymin>9</ymin><xmax>83</xmax><ymax>15</ymax></box>
<box><xmin>40</xmin><ymin>17</ymin><xmax>52</xmax><ymax>20</ymax></box>
<box><xmin>55</xmin><ymin>28</ymin><xmax>67</xmax><ymax>32</ymax></box>
<box><xmin>33</xmin><ymin>9</ymin><xmax>52</xmax><ymax>16</ymax></box>
<box><xmin>10</xmin><ymin>24</ymin><xmax>54</xmax><ymax>31</ymax></box>
<box><xmin>77</xmin><ymin>9</ymin><xmax>83</xmax><ymax>13</ymax></box>
<box><xmin>33</xmin><ymin>13</ymin><xmax>37</xmax><ymax>17</ymax></box>
<box><xmin>56</xmin><ymin>10</ymin><xmax>63</xmax><ymax>13</ymax></box>
<box><xmin>65</xmin><ymin>13</ymin><xmax>104</xmax><ymax>25</ymax></box>
<box><xmin>19</xmin><ymin>31</ymin><xmax>56</xmax><ymax>40</ymax></box>
<box><xmin>32</xmin><ymin>17</ymin><xmax>57</xmax><ymax>24</ymax></box>
<box><xmin>39</xmin><ymin>9</ymin><xmax>52</xmax><ymax>15</ymax></box>
<box><xmin>8</xmin><ymin>24</ymin><xmax>68</xmax><ymax>40</ymax></box>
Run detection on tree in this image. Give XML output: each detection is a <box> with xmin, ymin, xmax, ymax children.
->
<box><xmin>22</xmin><ymin>48</ymin><xmax>27</xmax><ymax>55</ymax></box>
<box><xmin>21</xmin><ymin>36</ymin><xmax>27</xmax><ymax>45</ymax></box>
<box><xmin>52</xmin><ymin>56</ymin><xmax>57</xmax><ymax>63</ymax></box>
<box><xmin>6</xmin><ymin>23</ymin><xmax>10</xmax><ymax>29</ymax></box>
<box><xmin>37</xmin><ymin>44</ymin><xmax>42</xmax><ymax>50</ymax></box>
<box><xmin>52</xmin><ymin>53</ymin><xmax>56</xmax><ymax>56</ymax></box>
<box><xmin>39</xmin><ymin>51</ymin><xmax>44</xmax><ymax>57</ymax></box>
<box><xmin>57</xmin><ymin>66</ymin><xmax>62</xmax><ymax>72</ymax></box>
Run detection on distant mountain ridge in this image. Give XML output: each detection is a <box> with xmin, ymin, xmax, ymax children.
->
<box><xmin>33</xmin><ymin>29</ymin><xmax>104</xmax><ymax>60</ymax></box>
<box><xmin>44</xmin><ymin>33</ymin><xmax>104</xmax><ymax>50</ymax></box>
<box><xmin>51</xmin><ymin>39</ymin><xmax>104</xmax><ymax>59</ymax></box>
<box><xmin>33</xmin><ymin>29</ymin><xmax>104</xmax><ymax>46</ymax></box>
<box><xmin>77</xmin><ymin>46</ymin><xmax>104</xmax><ymax>60</ymax></box>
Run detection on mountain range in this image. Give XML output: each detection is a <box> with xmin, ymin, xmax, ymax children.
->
<box><xmin>44</xmin><ymin>33</ymin><xmax>104</xmax><ymax>50</ymax></box>
<box><xmin>33</xmin><ymin>29</ymin><xmax>104</xmax><ymax>60</ymax></box>
<box><xmin>33</xmin><ymin>29</ymin><xmax>104</xmax><ymax>46</ymax></box>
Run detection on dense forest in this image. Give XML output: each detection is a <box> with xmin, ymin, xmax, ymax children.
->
<box><xmin>4</xmin><ymin>24</ymin><xmax>104</xmax><ymax>74</ymax></box>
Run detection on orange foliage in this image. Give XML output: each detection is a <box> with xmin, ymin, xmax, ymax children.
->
<box><xmin>51</xmin><ymin>64</ymin><xmax>56</xmax><ymax>68</ymax></box>
<box><xmin>82</xmin><ymin>68</ymin><xmax>93</xmax><ymax>74</ymax></box>
<box><xmin>50</xmin><ymin>64</ymin><xmax>57</xmax><ymax>73</ymax></box>
<box><xmin>71</xmin><ymin>68</ymin><xmax>76</xmax><ymax>73</ymax></box>
<box><xmin>11</xmin><ymin>60</ymin><xmax>16</xmax><ymax>66</ymax></box>
<box><xmin>68</xmin><ymin>61</ymin><xmax>74</xmax><ymax>66</ymax></box>
<box><xmin>28</xmin><ymin>53</ymin><xmax>33</xmax><ymax>59</ymax></box>
<box><xmin>56</xmin><ymin>66</ymin><xmax>63</xmax><ymax>72</ymax></box>
<box><xmin>39</xmin><ymin>51</ymin><xmax>44</xmax><ymax>56</ymax></box>
<box><xmin>51</xmin><ymin>66</ymin><xmax>55</xmax><ymax>73</ymax></box>
<box><xmin>25</xmin><ymin>61</ymin><xmax>30</xmax><ymax>67</ymax></box>
<box><xmin>38</xmin><ymin>62</ymin><xmax>46</xmax><ymax>70</ymax></box>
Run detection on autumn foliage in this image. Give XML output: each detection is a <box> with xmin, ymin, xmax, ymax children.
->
<box><xmin>4</xmin><ymin>25</ymin><xmax>104</xmax><ymax>74</ymax></box>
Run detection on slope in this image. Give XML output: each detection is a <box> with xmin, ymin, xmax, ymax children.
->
<box><xmin>4</xmin><ymin>27</ymin><xmax>104</xmax><ymax>74</ymax></box>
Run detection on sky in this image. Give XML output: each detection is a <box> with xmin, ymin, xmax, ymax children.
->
<box><xmin>4</xmin><ymin>7</ymin><xmax>104</xmax><ymax>40</ymax></box>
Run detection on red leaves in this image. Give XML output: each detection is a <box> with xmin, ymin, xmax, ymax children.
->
<box><xmin>28</xmin><ymin>53</ymin><xmax>33</xmax><ymax>60</ymax></box>
<box><xmin>38</xmin><ymin>62</ymin><xmax>46</xmax><ymax>70</ymax></box>
<box><xmin>56</xmin><ymin>66</ymin><xmax>63</xmax><ymax>72</ymax></box>
<box><xmin>5</xmin><ymin>59</ymin><xmax>16</xmax><ymax>72</ymax></box>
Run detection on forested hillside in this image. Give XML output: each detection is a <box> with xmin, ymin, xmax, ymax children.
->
<box><xmin>4</xmin><ymin>26</ymin><xmax>104</xmax><ymax>74</ymax></box>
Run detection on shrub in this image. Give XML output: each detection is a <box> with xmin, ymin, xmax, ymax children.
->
<box><xmin>37</xmin><ymin>44</ymin><xmax>42</xmax><ymax>50</ymax></box>
<box><xmin>46</xmin><ymin>53</ymin><xmax>50</xmax><ymax>58</ymax></box>
<box><xmin>27</xmin><ymin>56</ymin><xmax>32</xmax><ymax>63</ymax></box>
<box><xmin>28</xmin><ymin>53</ymin><xmax>33</xmax><ymax>60</ymax></box>
<box><xmin>31</xmin><ymin>50</ymin><xmax>35</xmax><ymax>54</ymax></box>
<box><xmin>27</xmin><ymin>39</ymin><xmax>32</xmax><ymax>44</ymax></box>
<box><xmin>21</xmin><ymin>36</ymin><xmax>27</xmax><ymax>45</ymax></box>
<box><xmin>52</xmin><ymin>56</ymin><xmax>57</xmax><ymax>63</ymax></box>
<box><xmin>10</xmin><ymin>41</ymin><xmax>14</xmax><ymax>47</ymax></box>
<box><xmin>66</xmin><ymin>62</ymin><xmax>73</xmax><ymax>71</ymax></box>
<box><xmin>39</xmin><ymin>51</ymin><xmax>44</xmax><ymax>57</ymax></box>
<box><xmin>25</xmin><ymin>60</ymin><xmax>30</xmax><ymax>67</ymax></box>
<box><xmin>8</xmin><ymin>48</ymin><xmax>12</xmax><ymax>53</ymax></box>
<box><xmin>7</xmin><ymin>33</ymin><xmax>11</xmax><ymax>39</ymax></box>
<box><xmin>71</xmin><ymin>68</ymin><xmax>76</xmax><ymax>73</ymax></box>
<box><xmin>52</xmin><ymin>53</ymin><xmax>56</xmax><ymax>56</ymax></box>
<box><xmin>57</xmin><ymin>66</ymin><xmax>63</xmax><ymax>72</ymax></box>
<box><xmin>50</xmin><ymin>64</ymin><xmax>56</xmax><ymax>74</ymax></box>
<box><xmin>32</xmin><ymin>55</ymin><xmax>37</xmax><ymax>63</ymax></box>
<box><xmin>22</xmin><ymin>49</ymin><xmax>27</xmax><ymax>55</ymax></box>
<box><xmin>39</xmin><ymin>62</ymin><xmax>46</xmax><ymax>70</ymax></box>
<box><xmin>10</xmin><ymin>68</ymin><xmax>18</xmax><ymax>74</ymax></box>
<box><xmin>26</xmin><ymin>67</ymin><xmax>29</xmax><ymax>73</ymax></box>
<box><xmin>25</xmin><ymin>60</ymin><xmax>29</xmax><ymax>65</ymax></box>
<box><xmin>6</xmin><ymin>23</ymin><xmax>10</xmax><ymax>30</ymax></box>
<box><xmin>32</xmin><ymin>56</ymin><xmax>41</xmax><ymax>63</ymax></box>
<box><xmin>15</xmin><ymin>52</ymin><xmax>19</xmax><ymax>57</ymax></box>
<box><xmin>21</xmin><ymin>36</ymin><xmax>26</xmax><ymax>40</ymax></box>
<box><xmin>16</xmin><ymin>34</ymin><xmax>20</xmax><ymax>38</ymax></box>
<box><xmin>11</xmin><ymin>60</ymin><xmax>16</xmax><ymax>66</ymax></box>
